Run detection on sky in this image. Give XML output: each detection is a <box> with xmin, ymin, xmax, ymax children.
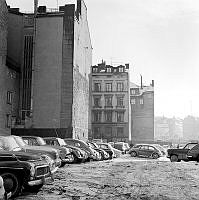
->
<box><xmin>6</xmin><ymin>0</ymin><xmax>199</xmax><ymax>118</ymax></box>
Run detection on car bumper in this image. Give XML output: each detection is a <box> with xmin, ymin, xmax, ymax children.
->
<box><xmin>28</xmin><ymin>175</ymin><xmax>53</xmax><ymax>186</ymax></box>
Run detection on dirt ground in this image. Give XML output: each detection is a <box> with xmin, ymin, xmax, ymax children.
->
<box><xmin>16</xmin><ymin>155</ymin><xmax>199</xmax><ymax>200</ymax></box>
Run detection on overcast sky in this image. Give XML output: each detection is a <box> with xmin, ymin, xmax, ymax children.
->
<box><xmin>6</xmin><ymin>0</ymin><xmax>199</xmax><ymax>118</ymax></box>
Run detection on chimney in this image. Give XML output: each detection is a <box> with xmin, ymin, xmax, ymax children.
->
<box><xmin>140</xmin><ymin>74</ymin><xmax>143</xmax><ymax>89</ymax></box>
<box><xmin>125</xmin><ymin>63</ymin><xmax>129</xmax><ymax>69</ymax></box>
<box><xmin>76</xmin><ymin>0</ymin><xmax>81</xmax><ymax>20</ymax></box>
<box><xmin>37</xmin><ymin>6</ymin><xmax>46</xmax><ymax>13</ymax></box>
<box><xmin>151</xmin><ymin>80</ymin><xmax>154</xmax><ymax>87</ymax></box>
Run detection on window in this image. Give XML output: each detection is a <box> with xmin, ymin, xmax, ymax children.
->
<box><xmin>117</xmin><ymin>111</ymin><xmax>124</xmax><ymax>122</ymax></box>
<box><xmin>94</xmin><ymin>83</ymin><xmax>101</xmax><ymax>92</ymax></box>
<box><xmin>140</xmin><ymin>98</ymin><xmax>144</xmax><ymax>105</ymax></box>
<box><xmin>92</xmin><ymin>67</ymin><xmax>98</xmax><ymax>73</ymax></box>
<box><xmin>119</xmin><ymin>67</ymin><xmax>124</xmax><ymax>72</ymax></box>
<box><xmin>117</xmin><ymin>127</ymin><xmax>124</xmax><ymax>137</ymax></box>
<box><xmin>130</xmin><ymin>98</ymin><xmax>136</xmax><ymax>104</ymax></box>
<box><xmin>131</xmin><ymin>89</ymin><xmax>136</xmax><ymax>95</ymax></box>
<box><xmin>93</xmin><ymin>111</ymin><xmax>101</xmax><ymax>122</ymax></box>
<box><xmin>104</xmin><ymin>127</ymin><xmax>112</xmax><ymax>138</ymax></box>
<box><xmin>148</xmin><ymin>146</ymin><xmax>155</xmax><ymax>151</ymax></box>
<box><xmin>117</xmin><ymin>82</ymin><xmax>124</xmax><ymax>92</ymax></box>
<box><xmin>6</xmin><ymin>114</ymin><xmax>11</xmax><ymax>128</ymax></box>
<box><xmin>117</xmin><ymin>96</ymin><xmax>124</xmax><ymax>107</ymax></box>
<box><xmin>7</xmin><ymin>91</ymin><xmax>13</xmax><ymax>104</ymax></box>
<box><xmin>105</xmin><ymin>96</ymin><xmax>112</xmax><ymax>107</ymax></box>
<box><xmin>104</xmin><ymin>111</ymin><xmax>112</xmax><ymax>122</ymax></box>
<box><xmin>93</xmin><ymin>127</ymin><xmax>101</xmax><ymax>138</ymax></box>
<box><xmin>105</xmin><ymin>83</ymin><xmax>112</xmax><ymax>92</ymax></box>
<box><xmin>107</xmin><ymin>67</ymin><xmax>112</xmax><ymax>73</ymax></box>
<box><xmin>93</xmin><ymin>96</ymin><xmax>101</xmax><ymax>107</ymax></box>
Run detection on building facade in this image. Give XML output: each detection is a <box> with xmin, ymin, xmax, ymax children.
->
<box><xmin>4</xmin><ymin>0</ymin><xmax>92</xmax><ymax>140</ymax></box>
<box><xmin>130</xmin><ymin>81</ymin><xmax>154</xmax><ymax>144</ymax></box>
<box><xmin>0</xmin><ymin>1</ymin><xmax>20</xmax><ymax>135</ymax></box>
<box><xmin>89</xmin><ymin>62</ymin><xmax>130</xmax><ymax>142</ymax></box>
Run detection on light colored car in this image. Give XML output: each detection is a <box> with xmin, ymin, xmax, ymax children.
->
<box><xmin>114</xmin><ymin>142</ymin><xmax>130</xmax><ymax>154</ymax></box>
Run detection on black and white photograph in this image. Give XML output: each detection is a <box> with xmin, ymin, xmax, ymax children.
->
<box><xmin>1</xmin><ymin>0</ymin><xmax>199</xmax><ymax>199</ymax></box>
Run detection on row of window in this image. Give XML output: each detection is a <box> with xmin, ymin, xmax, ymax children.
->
<box><xmin>93</xmin><ymin>111</ymin><xmax>125</xmax><ymax>123</ymax></box>
<box><xmin>130</xmin><ymin>98</ymin><xmax>144</xmax><ymax>105</ymax></box>
<box><xmin>92</xmin><ymin>66</ymin><xmax>125</xmax><ymax>73</ymax></box>
<box><xmin>93</xmin><ymin>96</ymin><xmax>125</xmax><ymax>107</ymax></box>
<box><xmin>93</xmin><ymin>126</ymin><xmax>124</xmax><ymax>138</ymax></box>
<box><xmin>94</xmin><ymin>82</ymin><xmax>125</xmax><ymax>92</ymax></box>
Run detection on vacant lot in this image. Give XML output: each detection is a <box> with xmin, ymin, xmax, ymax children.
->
<box><xmin>16</xmin><ymin>155</ymin><xmax>199</xmax><ymax>200</ymax></box>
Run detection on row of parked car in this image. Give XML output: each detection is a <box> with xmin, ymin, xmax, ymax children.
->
<box><xmin>0</xmin><ymin>135</ymin><xmax>126</xmax><ymax>198</ymax></box>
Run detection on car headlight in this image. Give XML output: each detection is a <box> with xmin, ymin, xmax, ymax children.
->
<box><xmin>41</xmin><ymin>155</ymin><xmax>54</xmax><ymax>169</ymax></box>
<box><xmin>29</xmin><ymin>163</ymin><xmax>36</xmax><ymax>177</ymax></box>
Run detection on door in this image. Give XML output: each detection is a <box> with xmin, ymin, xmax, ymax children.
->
<box><xmin>138</xmin><ymin>145</ymin><xmax>148</xmax><ymax>157</ymax></box>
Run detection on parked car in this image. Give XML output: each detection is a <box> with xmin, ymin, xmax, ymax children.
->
<box><xmin>0</xmin><ymin>149</ymin><xmax>52</xmax><ymax>198</ymax></box>
<box><xmin>167</xmin><ymin>142</ymin><xmax>198</xmax><ymax>162</ymax></box>
<box><xmin>96</xmin><ymin>143</ymin><xmax>115</xmax><ymax>159</ymax></box>
<box><xmin>0</xmin><ymin>136</ymin><xmax>61</xmax><ymax>173</ymax></box>
<box><xmin>64</xmin><ymin>139</ymin><xmax>101</xmax><ymax>161</ymax></box>
<box><xmin>114</xmin><ymin>142</ymin><xmax>130</xmax><ymax>154</ymax></box>
<box><xmin>21</xmin><ymin>136</ymin><xmax>71</xmax><ymax>166</ymax></box>
<box><xmin>87</xmin><ymin>142</ymin><xmax>110</xmax><ymax>160</ymax></box>
<box><xmin>128</xmin><ymin>144</ymin><xmax>165</xmax><ymax>159</ymax></box>
<box><xmin>43</xmin><ymin>137</ymin><xmax>88</xmax><ymax>163</ymax></box>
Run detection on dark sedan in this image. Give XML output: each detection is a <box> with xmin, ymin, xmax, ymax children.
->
<box><xmin>0</xmin><ymin>136</ymin><xmax>61</xmax><ymax>173</ymax></box>
<box><xmin>43</xmin><ymin>137</ymin><xmax>88</xmax><ymax>163</ymax></box>
<box><xmin>87</xmin><ymin>142</ymin><xmax>110</xmax><ymax>160</ymax></box>
<box><xmin>0</xmin><ymin>149</ymin><xmax>52</xmax><ymax>198</ymax></box>
<box><xmin>64</xmin><ymin>139</ymin><xmax>101</xmax><ymax>161</ymax></box>
<box><xmin>128</xmin><ymin>144</ymin><xmax>165</xmax><ymax>159</ymax></box>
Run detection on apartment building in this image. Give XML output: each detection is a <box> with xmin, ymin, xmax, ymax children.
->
<box><xmin>89</xmin><ymin>62</ymin><xmax>130</xmax><ymax>142</ymax></box>
<box><xmin>130</xmin><ymin>80</ymin><xmax>154</xmax><ymax>144</ymax></box>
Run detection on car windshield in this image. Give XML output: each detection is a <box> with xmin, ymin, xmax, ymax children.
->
<box><xmin>58</xmin><ymin>138</ymin><xmax>66</xmax><ymax>146</ymax></box>
<box><xmin>38</xmin><ymin>137</ymin><xmax>46</xmax><ymax>145</ymax></box>
<box><xmin>14</xmin><ymin>136</ymin><xmax>27</xmax><ymax>147</ymax></box>
<box><xmin>0</xmin><ymin>137</ymin><xmax>21</xmax><ymax>151</ymax></box>
<box><xmin>88</xmin><ymin>142</ymin><xmax>95</xmax><ymax>148</ymax></box>
<box><xmin>92</xmin><ymin>142</ymin><xmax>99</xmax><ymax>148</ymax></box>
<box><xmin>184</xmin><ymin>143</ymin><xmax>197</xmax><ymax>149</ymax></box>
<box><xmin>154</xmin><ymin>144</ymin><xmax>165</xmax><ymax>152</ymax></box>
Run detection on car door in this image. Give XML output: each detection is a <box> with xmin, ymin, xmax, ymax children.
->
<box><xmin>187</xmin><ymin>144</ymin><xmax>199</xmax><ymax>160</ymax></box>
<box><xmin>138</xmin><ymin>145</ymin><xmax>148</xmax><ymax>157</ymax></box>
<box><xmin>147</xmin><ymin>146</ymin><xmax>155</xmax><ymax>157</ymax></box>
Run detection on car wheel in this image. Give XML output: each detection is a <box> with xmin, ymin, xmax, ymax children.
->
<box><xmin>130</xmin><ymin>151</ymin><xmax>137</xmax><ymax>157</ymax></box>
<box><xmin>1</xmin><ymin>172</ymin><xmax>21</xmax><ymax>197</ymax></box>
<box><xmin>152</xmin><ymin>153</ymin><xmax>159</xmax><ymax>159</ymax></box>
<box><xmin>170</xmin><ymin>155</ymin><xmax>178</xmax><ymax>162</ymax></box>
<box><xmin>24</xmin><ymin>184</ymin><xmax>43</xmax><ymax>193</ymax></box>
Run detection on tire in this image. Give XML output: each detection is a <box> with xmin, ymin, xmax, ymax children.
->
<box><xmin>131</xmin><ymin>151</ymin><xmax>137</xmax><ymax>157</ymax></box>
<box><xmin>24</xmin><ymin>184</ymin><xmax>43</xmax><ymax>193</ymax></box>
<box><xmin>152</xmin><ymin>153</ymin><xmax>159</xmax><ymax>159</ymax></box>
<box><xmin>1</xmin><ymin>172</ymin><xmax>21</xmax><ymax>198</ymax></box>
<box><xmin>170</xmin><ymin>155</ymin><xmax>178</xmax><ymax>162</ymax></box>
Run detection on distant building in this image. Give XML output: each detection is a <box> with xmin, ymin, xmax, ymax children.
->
<box><xmin>89</xmin><ymin>62</ymin><xmax>130</xmax><ymax>142</ymax></box>
<box><xmin>183</xmin><ymin>116</ymin><xmax>199</xmax><ymax>141</ymax></box>
<box><xmin>5</xmin><ymin>0</ymin><xmax>92</xmax><ymax>140</ymax></box>
<box><xmin>155</xmin><ymin>116</ymin><xmax>183</xmax><ymax>143</ymax></box>
<box><xmin>130</xmin><ymin>80</ymin><xmax>154</xmax><ymax>144</ymax></box>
